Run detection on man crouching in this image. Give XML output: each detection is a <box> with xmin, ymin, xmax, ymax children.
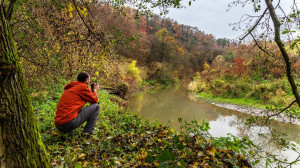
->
<box><xmin>55</xmin><ymin>72</ymin><xmax>100</xmax><ymax>135</ymax></box>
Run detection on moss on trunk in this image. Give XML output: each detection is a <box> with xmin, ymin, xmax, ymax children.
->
<box><xmin>0</xmin><ymin>2</ymin><xmax>49</xmax><ymax>167</ymax></box>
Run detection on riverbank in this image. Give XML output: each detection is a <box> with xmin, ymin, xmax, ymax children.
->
<box><xmin>33</xmin><ymin>85</ymin><xmax>251</xmax><ymax>167</ymax></box>
<box><xmin>194</xmin><ymin>92</ymin><xmax>300</xmax><ymax>125</ymax></box>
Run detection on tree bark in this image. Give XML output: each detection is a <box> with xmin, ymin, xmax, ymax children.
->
<box><xmin>0</xmin><ymin>1</ymin><xmax>49</xmax><ymax>167</ymax></box>
<box><xmin>265</xmin><ymin>0</ymin><xmax>300</xmax><ymax>107</ymax></box>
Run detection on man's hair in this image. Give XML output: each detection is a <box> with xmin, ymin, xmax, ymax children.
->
<box><xmin>77</xmin><ymin>72</ymin><xmax>90</xmax><ymax>82</ymax></box>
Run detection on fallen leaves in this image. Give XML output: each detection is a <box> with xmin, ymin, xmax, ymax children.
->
<box><xmin>40</xmin><ymin>91</ymin><xmax>251</xmax><ymax>168</ymax></box>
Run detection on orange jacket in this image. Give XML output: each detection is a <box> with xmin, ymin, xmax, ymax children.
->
<box><xmin>55</xmin><ymin>81</ymin><xmax>98</xmax><ymax>125</ymax></box>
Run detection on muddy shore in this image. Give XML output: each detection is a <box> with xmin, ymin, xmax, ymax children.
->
<box><xmin>195</xmin><ymin>95</ymin><xmax>300</xmax><ymax>125</ymax></box>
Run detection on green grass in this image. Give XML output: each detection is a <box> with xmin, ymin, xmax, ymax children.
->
<box><xmin>196</xmin><ymin>92</ymin><xmax>267</xmax><ymax>109</ymax></box>
<box><xmin>32</xmin><ymin>84</ymin><xmax>252</xmax><ymax>167</ymax></box>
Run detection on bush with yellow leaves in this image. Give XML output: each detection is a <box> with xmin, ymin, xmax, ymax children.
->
<box><xmin>187</xmin><ymin>73</ymin><xmax>207</xmax><ymax>92</ymax></box>
<box><xmin>127</xmin><ymin>60</ymin><xmax>142</xmax><ymax>84</ymax></box>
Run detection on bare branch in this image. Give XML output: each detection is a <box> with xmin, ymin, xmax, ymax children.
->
<box><xmin>240</xmin><ymin>8</ymin><xmax>268</xmax><ymax>40</ymax></box>
<box><xmin>265</xmin><ymin>0</ymin><xmax>300</xmax><ymax>107</ymax></box>
<box><xmin>0</xmin><ymin>0</ymin><xmax>6</xmax><ymax>17</ymax></box>
<box><xmin>80</xmin><ymin>0</ymin><xmax>95</xmax><ymax>19</ymax></box>
<box><xmin>71</xmin><ymin>0</ymin><xmax>106</xmax><ymax>44</ymax></box>
<box><xmin>262</xmin><ymin>100</ymin><xmax>297</xmax><ymax>126</ymax></box>
<box><xmin>19</xmin><ymin>53</ymin><xmax>63</xmax><ymax>76</ymax></box>
<box><xmin>6</xmin><ymin>0</ymin><xmax>16</xmax><ymax>20</ymax></box>
<box><xmin>250</xmin><ymin>32</ymin><xmax>273</xmax><ymax>57</ymax></box>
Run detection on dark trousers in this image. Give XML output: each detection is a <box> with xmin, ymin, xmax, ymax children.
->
<box><xmin>56</xmin><ymin>103</ymin><xmax>100</xmax><ymax>134</ymax></box>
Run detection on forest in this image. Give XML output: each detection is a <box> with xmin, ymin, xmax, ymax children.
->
<box><xmin>1</xmin><ymin>0</ymin><xmax>300</xmax><ymax>167</ymax></box>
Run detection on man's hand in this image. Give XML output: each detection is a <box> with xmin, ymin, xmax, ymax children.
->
<box><xmin>94</xmin><ymin>83</ymin><xmax>99</xmax><ymax>91</ymax></box>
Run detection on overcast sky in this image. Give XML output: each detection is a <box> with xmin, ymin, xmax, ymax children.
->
<box><xmin>152</xmin><ymin>0</ymin><xmax>297</xmax><ymax>40</ymax></box>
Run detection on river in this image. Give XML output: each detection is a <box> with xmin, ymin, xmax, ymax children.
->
<box><xmin>128</xmin><ymin>87</ymin><xmax>300</xmax><ymax>167</ymax></box>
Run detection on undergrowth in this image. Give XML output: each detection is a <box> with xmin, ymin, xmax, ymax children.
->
<box><xmin>189</xmin><ymin>73</ymin><xmax>296</xmax><ymax>107</ymax></box>
<box><xmin>33</xmin><ymin>84</ymin><xmax>251</xmax><ymax>167</ymax></box>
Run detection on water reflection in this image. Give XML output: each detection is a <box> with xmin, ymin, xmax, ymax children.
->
<box><xmin>128</xmin><ymin>88</ymin><xmax>300</xmax><ymax>167</ymax></box>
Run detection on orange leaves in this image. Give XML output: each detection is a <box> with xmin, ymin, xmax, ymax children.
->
<box><xmin>225</xmin><ymin>57</ymin><xmax>248</xmax><ymax>77</ymax></box>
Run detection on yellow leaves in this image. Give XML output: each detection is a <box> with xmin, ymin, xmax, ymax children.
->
<box><xmin>157</xmin><ymin>139</ymin><xmax>162</xmax><ymax>143</ymax></box>
<box><xmin>206</xmin><ymin>147</ymin><xmax>216</xmax><ymax>156</ymax></box>
<box><xmin>82</xmin><ymin>161</ymin><xmax>91</xmax><ymax>167</ymax></box>
<box><xmin>177</xmin><ymin>47</ymin><xmax>185</xmax><ymax>55</ymax></box>
<box><xmin>227</xmin><ymin>153</ymin><xmax>233</xmax><ymax>160</ymax></box>
<box><xmin>197</xmin><ymin>151</ymin><xmax>204</xmax><ymax>157</ymax></box>
<box><xmin>127</xmin><ymin>60</ymin><xmax>142</xmax><ymax>84</ymax></box>
<box><xmin>154</xmin><ymin>161</ymin><xmax>159</xmax><ymax>167</ymax></box>
<box><xmin>66</xmin><ymin>2</ymin><xmax>88</xmax><ymax>18</ymax></box>
<box><xmin>192</xmin><ymin>162</ymin><xmax>199</xmax><ymax>168</ymax></box>
<box><xmin>197</xmin><ymin>140</ymin><xmax>203</xmax><ymax>145</ymax></box>
<box><xmin>74</xmin><ymin>148</ymin><xmax>82</xmax><ymax>153</ymax></box>
<box><xmin>203</xmin><ymin>62</ymin><xmax>211</xmax><ymax>71</ymax></box>
<box><xmin>141</xmin><ymin>151</ymin><xmax>148</xmax><ymax>159</ymax></box>
<box><xmin>136</xmin><ymin>151</ymin><xmax>147</xmax><ymax>161</ymax></box>
<box><xmin>95</xmin><ymin>71</ymin><xmax>99</xmax><ymax>77</ymax></box>
<box><xmin>68</xmin><ymin>3</ymin><xmax>74</xmax><ymax>11</ymax></box>
<box><xmin>79</xmin><ymin>153</ymin><xmax>86</xmax><ymax>158</ymax></box>
<box><xmin>31</xmin><ymin>92</ymin><xmax>39</xmax><ymax>98</ymax></box>
<box><xmin>99</xmin><ymin>51</ymin><xmax>105</xmax><ymax>60</ymax></box>
<box><xmin>170</xmin><ymin>129</ymin><xmax>174</xmax><ymax>133</ymax></box>
<box><xmin>67</xmin><ymin>3</ymin><xmax>74</xmax><ymax>18</ymax></box>
<box><xmin>179</xmin><ymin>137</ymin><xmax>184</xmax><ymax>142</ymax></box>
<box><xmin>162</xmin><ymin>130</ymin><xmax>168</xmax><ymax>134</ymax></box>
<box><xmin>219</xmin><ymin>149</ymin><xmax>226</xmax><ymax>153</ymax></box>
<box><xmin>78</xmin><ymin>6</ymin><xmax>88</xmax><ymax>17</ymax></box>
<box><xmin>53</xmin><ymin>43</ymin><xmax>60</xmax><ymax>53</ymax></box>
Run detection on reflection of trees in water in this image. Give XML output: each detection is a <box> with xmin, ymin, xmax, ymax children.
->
<box><xmin>213</xmin><ymin>115</ymin><xmax>300</xmax><ymax>165</ymax></box>
<box><xmin>129</xmin><ymin>88</ymin><xmax>300</xmax><ymax>158</ymax></box>
<box><xmin>128</xmin><ymin>93</ymin><xmax>144</xmax><ymax>114</ymax></box>
<box><xmin>207</xmin><ymin>99</ymin><xmax>300</xmax><ymax>145</ymax></box>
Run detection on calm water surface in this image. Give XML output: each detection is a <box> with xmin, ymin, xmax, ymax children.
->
<box><xmin>128</xmin><ymin>88</ymin><xmax>300</xmax><ymax>167</ymax></box>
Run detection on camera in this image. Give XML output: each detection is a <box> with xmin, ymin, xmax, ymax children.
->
<box><xmin>90</xmin><ymin>83</ymin><xmax>97</xmax><ymax>92</ymax></box>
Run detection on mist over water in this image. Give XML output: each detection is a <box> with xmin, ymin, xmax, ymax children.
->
<box><xmin>128</xmin><ymin>88</ymin><xmax>300</xmax><ymax>167</ymax></box>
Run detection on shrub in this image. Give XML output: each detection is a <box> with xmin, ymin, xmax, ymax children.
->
<box><xmin>188</xmin><ymin>74</ymin><xmax>207</xmax><ymax>92</ymax></box>
<box><xmin>203</xmin><ymin>62</ymin><xmax>211</xmax><ymax>71</ymax></box>
<box><xmin>223</xmin><ymin>50</ymin><xmax>237</xmax><ymax>61</ymax></box>
<box><xmin>211</xmin><ymin>78</ymin><xmax>228</xmax><ymax>95</ymax></box>
<box><xmin>127</xmin><ymin>60</ymin><xmax>142</xmax><ymax>84</ymax></box>
<box><xmin>229</xmin><ymin>80</ymin><xmax>253</xmax><ymax>98</ymax></box>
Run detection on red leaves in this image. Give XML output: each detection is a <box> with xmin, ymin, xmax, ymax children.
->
<box><xmin>226</xmin><ymin>57</ymin><xmax>248</xmax><ymax>77</ymax></box>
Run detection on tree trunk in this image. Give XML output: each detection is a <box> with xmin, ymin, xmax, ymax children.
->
<box><xmin>265</xmin><ymin>0</ymin><xmax>300</xmax><ymax>107</ymax></box>
<box><xmin>0</xmin><ymin>2</ymin><xmax>50</xmax><ymax>168</ymax></box>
